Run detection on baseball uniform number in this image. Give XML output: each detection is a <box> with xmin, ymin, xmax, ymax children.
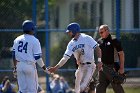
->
<box><xmin>18</xmin><ymin>41</ymin><xmax>28</xmax><ymax>53</ymax></box>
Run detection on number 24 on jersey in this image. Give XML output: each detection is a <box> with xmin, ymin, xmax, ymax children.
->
<box><xmin>18</xmin><ymin>41</ymin><xmax>28</xmax><ymax>53</ymax></box>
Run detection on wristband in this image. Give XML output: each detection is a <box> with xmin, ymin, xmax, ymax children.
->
<box><xmin>98</xmin><ymin>58</ymin><xmax>101</xmax><ymax>62</ymax></box>
<box><xmin>42</xmin><ymin>65</ymin><xmax>46</xmax><ymax>70</ymax></box>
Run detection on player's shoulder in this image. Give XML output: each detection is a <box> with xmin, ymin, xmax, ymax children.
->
<box><xmin>80</xmin><ymin>33</ymin><xmax>93</xmax><ymax>39</ymax></box>
<box><xmin>67</xmin><ymin>38</ymin><xmax>76</xmax><ymax>48</ymax></box>
<box><xmin>66</xmin><ymin>41</ymin><xmax>73</xmax><ymax>50</ymax></box>
<box><xmin>14</xmin><ymin>34</ymin><xmax>24</xmax><ymax>41</ymax></box>
<box><xmin>29</xmin><ymin>36</ymin><xmax>40</xmax><ymax>43</ymax></box>
<box><xmin>81</xmin><ymin>33</ymin><xmax>88</xmax><ymax>37</ymax></box>
<box><xmin>68</xmin><ymin>39</ymin><xmax>74</xmax><ymax>45</ymax></box>
<box><xmin>29</xmin><ymin>35</ymin><xmax>38</xmax><ymax>40</ymax></box>
<box><xmin>17</xmin><ymin>34</ymin><xmax>24</xmax><ymax>38</ymax></box>
<box><xmin>14</xmin><ymin>34</ymin><xmax>39</xmax><ymax>43</ymax></box>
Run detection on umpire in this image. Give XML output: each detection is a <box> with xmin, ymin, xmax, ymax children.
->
<box><xmin>96</xmin><ymin>24</ymin><xmax>125</xmax><ymax>93</ymax></box>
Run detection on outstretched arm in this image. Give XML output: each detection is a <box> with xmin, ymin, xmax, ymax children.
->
<box><xmin>36</xmin><ymin>58</ymin><xmax>50</xmax><ymax>74</ymax></box>
<box><xmin>48</xmin><ymin>56</ymin><xmax>69</xmax><ymax>73</ymax></box>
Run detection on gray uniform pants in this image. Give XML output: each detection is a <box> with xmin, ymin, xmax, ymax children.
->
<box><xmin>96</xmin><ymin>65</ymin><xmax>125</xmax><ymax>93</ymax></box>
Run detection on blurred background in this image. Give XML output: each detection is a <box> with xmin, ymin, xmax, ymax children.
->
<box><xmin>0</xmin><ymin>0</ymin><xmax>140</xmax><ymax>93</ymax></box>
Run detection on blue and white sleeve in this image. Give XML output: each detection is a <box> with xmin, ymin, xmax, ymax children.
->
<box><xmin>33</xmin><ymin>39</ymin><xmax>42</xmax><ymax>60</ymax></box>
<box><xmin>63</xmin><ymin>44</ymin><xmax>73</xmax><ymax>58</ymax></box>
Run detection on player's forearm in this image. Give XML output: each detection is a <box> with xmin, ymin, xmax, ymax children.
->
<box><xmin>36</xmin><ymin>58</ymin><xmax>46</xmax><ymax>70</ymax></box>
<box><xmin>119</xmin><ymin>51</ymin><xmax>125</xmax><ymax>69</ymax></box>
<box><xmin>56</xmin><ymin>56</ymin><xmax>69</xmax><ymax>68</ymax></box>
<box><xmin>36</xmin><ymin>58</ymin><xmax>50</xmax><ymax>74</ymax></box>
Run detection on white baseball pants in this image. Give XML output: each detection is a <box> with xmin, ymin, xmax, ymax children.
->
<box><xmin>17</xmin><ymin>62</ymin><xmax>38</xmax><ymax>93</ymax></box>
<box><xmin>75</xmin><ymin>62</ymin><xmax>96</xmax><ymax>93</ymax></box>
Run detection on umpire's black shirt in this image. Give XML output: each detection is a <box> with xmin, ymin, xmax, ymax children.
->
<box><xmin>98</xmin><ymin>34</ymin><xmax>123</xmax><ymax>65</ymax></box>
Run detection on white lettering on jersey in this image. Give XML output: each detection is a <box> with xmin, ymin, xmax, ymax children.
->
<box><xmin>72</xmin><ymin>44</ymin><xmax>85</xmax><ymax>52</ymax></box>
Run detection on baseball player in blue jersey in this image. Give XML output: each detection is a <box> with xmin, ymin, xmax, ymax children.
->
<box><xmin>48</xmin><ymin>23</ymin><xmax>103</xmax><ymax>93</ymax></box>
<box><xmin>12</xmin><ymin>20</ymin><xmax>50</xmax><ymax>93</ymax></box>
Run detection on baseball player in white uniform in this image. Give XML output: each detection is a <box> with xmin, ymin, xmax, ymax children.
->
<box><xmin>12</xmin><ymin>20</ymin><xmax>50</xmax><ymax>93</ymax></box>
<box><xmin>48</xmin><ymin>23</ymin><xmax>102</xmax><ymax>93</ymax></box>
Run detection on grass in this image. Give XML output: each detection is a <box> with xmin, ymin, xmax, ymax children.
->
<box><xmin>107</xmin><ymin>87</ymin><xmax>140</xmax><ymax>93</ymax></box>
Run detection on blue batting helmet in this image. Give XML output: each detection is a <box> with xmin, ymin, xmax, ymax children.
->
<box><xmin>66</xmin><ymin>22</ymin><xmax>80</xmax><ymax>35</ymax></box>
<box><xmin>22</xmin><ymin>20</ymin><xmax>36</xmax><ymax>31</ymax></box>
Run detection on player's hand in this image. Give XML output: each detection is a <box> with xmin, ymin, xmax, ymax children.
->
<box><xmin>76</xmin><ymin>61</ymin><xmax>81</xmax><ymax>65</ymax></box>
<box><xmin>44</xmin><ymin>68</ymin><xmax>51</xmax><ymax>74</ymax></box>
<box><xmin>48</xmin><ymin>66</ymin><xmax>58</xmax><ymax>73</ymax></box>
<box><xmin>97</xmin><ymin>62</ymin><xmax>103</xmax><ymax>71</ymax></box>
